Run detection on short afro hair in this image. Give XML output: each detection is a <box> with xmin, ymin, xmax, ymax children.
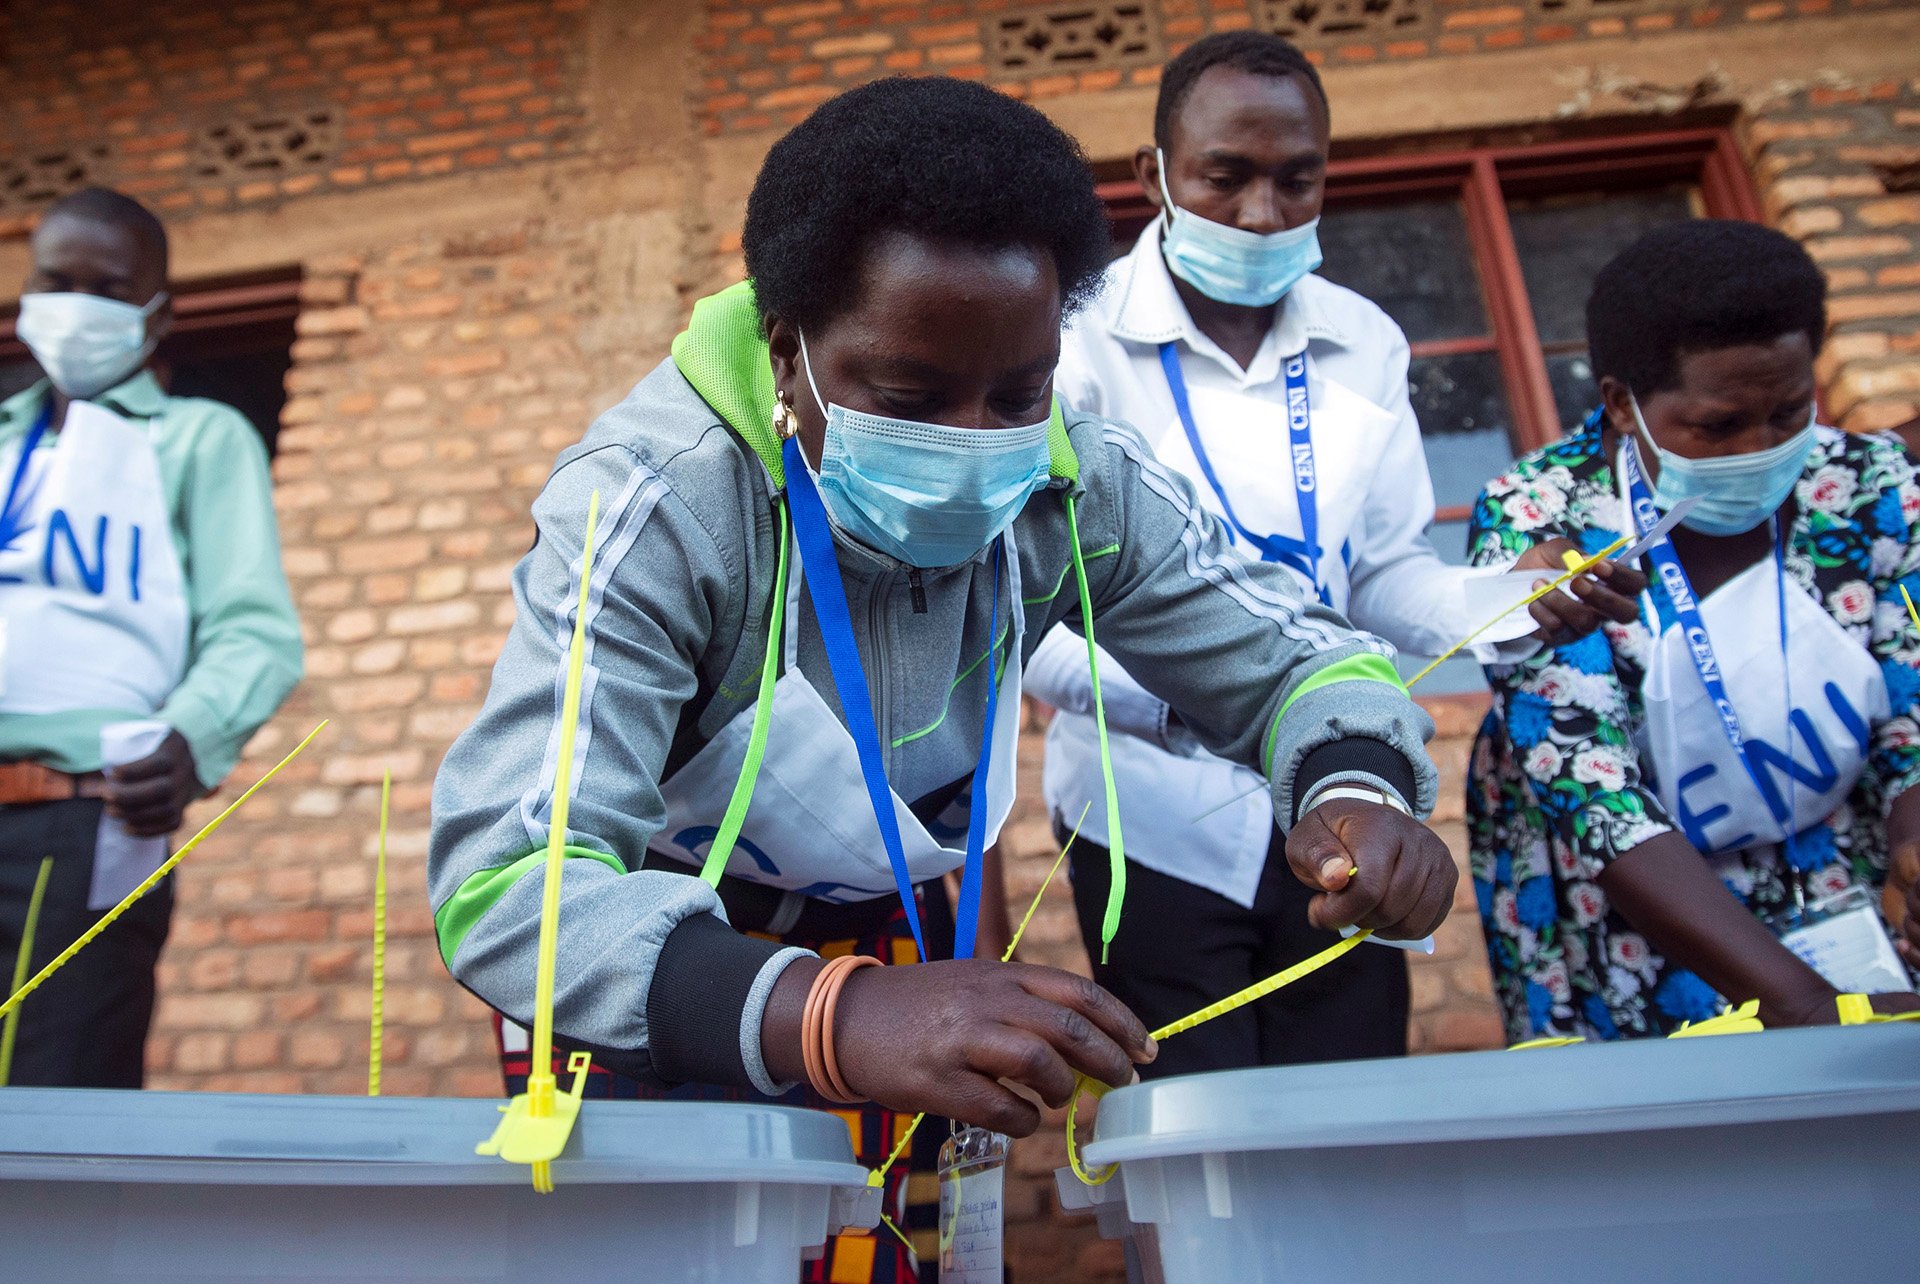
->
<box><xmin>1154</xmin><ymin>31</ymin><xmax>1329</xmax><ymax>150</ymax></box>
<box><xmin>1586</xmin><ymin>219</ymin><xmax>1826</xmax><ymax>398</ymax></box>
<box><xmin>40</xmin><ymin>185</ymin><xmax>169</xmax><ymax>277</ymax></box>
<box><xmin>743</xmin><ymin>76</ymin><xmax>1112</xmax><ymax>334</ymax></box>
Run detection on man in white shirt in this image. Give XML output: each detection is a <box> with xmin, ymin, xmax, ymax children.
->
<box><xmin>1025</xmin><ymin>32</ymin><xmax>1644</xmax><ymax>1074</ymax></box>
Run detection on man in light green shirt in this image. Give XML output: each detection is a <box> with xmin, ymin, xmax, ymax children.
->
<box><xmin>0</xmin><ymin>187</ymin><xmax>301</xmax><ymax>1086</ymax></box>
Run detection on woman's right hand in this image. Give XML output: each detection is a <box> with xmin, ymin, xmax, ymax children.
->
<box><xmin>765</xmin><ymin>958</ymin><xmax>1155</xmax><ymax>1137</ymax></box>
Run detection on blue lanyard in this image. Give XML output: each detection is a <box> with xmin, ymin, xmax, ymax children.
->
<box><xmin>0</xmin><ymin>403</ymin><xmax>52</xmax><ymax>554</ymax></box>
<box><xmin>1157</xmin><ymin>343</ymin><xmax>1329</xmax><ymax>604</ymax></box>
<box><xmin>1622</xmin><ymin>439</ymin><xmax>1796</xmax><ymax>838</ymax></box>
<box><xmin>780</xmin><ymin>434</ymin><xmax>1001</xmax><ymax>962</ymax></box>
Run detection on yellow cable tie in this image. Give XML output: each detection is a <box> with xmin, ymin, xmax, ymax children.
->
<box><xmin>1066</xmin><ymin>929</ymin><xmax>1375</xmax><ymax>1185</ymax></box>
<box><xmin>0</xmin><ymin>856</ymin><xmax>55</xmax><ymax>1086</ymax></box>
<box><xmin>1507</xmin><ymin>1035</ymin><xmax>1584</xmax><ymax>1050</ymax></box>
<box><xmin>0</xmin><ymin>721</ymin><xmax>328</xmax><ymax>1025</ymax></box>
<box><xmin>1903</xmin><ymin>585</ymin><xmax>1920</xmax><ymax>634</ymax></box>
<box><xmin>369</xmin><ymin>770</ymin><xmax>390</xmax><ymax>1097</ymax></box>
<box><xmin>1407</xmin><ymin>533</ymin><xmax>1631</xmax><ymax>688</ymax></box>
<box><xmin>879</xmin><ymin>1212</ymin><xmax>916</xmax><ymax>1256</ymax></box>
<box><xmin>478</xmin><ymin>491</ymin><xmax>600</xmax><ymax>1191</ymax></box>
<box><xmin>1149</xmin><ymin>929</ymin><xmax>1371</xmax><ymax>1042</ymax></box>
<box><xmin>869</xmin><ymin>1110</ymin><xmax>925</xmax><ymax>1188</ymax></box>
<box><xmin>1065</xmin><ymin>1074</ymin><xmax>1118</xmax><ymax>1186</ymax></box>
<box><xmin>1003</xmin><ymin>801</ymin><xmax>1091</xmax><ymax>963</ymax></box>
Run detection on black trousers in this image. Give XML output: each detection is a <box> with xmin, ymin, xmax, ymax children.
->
<box><xmin>0</xmin><ymin>798</ymin><xmax>171</xmax><ymax>1087</ymax></box>
<box><xmin>1069</xmin><ymin>826</ymin><xmax>1408</xmax><ymax>1078</ymax></box>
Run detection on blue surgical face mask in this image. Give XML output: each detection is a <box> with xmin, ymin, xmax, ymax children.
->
<box><xmin>799</xmin><ymin>332</ymin><xmax>1051</xmax><ymax>569</ymax></box>
<box><xmin>1156</xmin><ymin>148</ymin><xmax>1321</xmax><ymax>308</ymax></box>
<box><xmin>16</xmin><ymin>290</ymin><xmax>167</xmax><ymax>400</ymax></box>
<box><xmin>1630</xmin><ymin>396</ymin><xmax>1818</xmax><ymax>537</ymax></box>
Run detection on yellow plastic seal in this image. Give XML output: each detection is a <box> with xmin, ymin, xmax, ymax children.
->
<box><xmin>369</xmin><ymin>771</ymin><xmax>390</xmax><ymax>1097</ymax></box>
<box><xmin>1668</xmin><ymin>998</ymin><xmax>1763</xmax><ymax>1038</ymax></box>
<box><xmin>475</xmin><ymin>490</ymin><xmax>602</xmax><ymax>1192</ymax></box>
<box><xmin>1836</xmin><ymin>992</ymin><xmax>1920</xmax><ymax>1023</ymax></box>
<box><xmin>0</xmin><ymin>857</ymin><xmax>54</xmax><ymax>1086</ymax></box>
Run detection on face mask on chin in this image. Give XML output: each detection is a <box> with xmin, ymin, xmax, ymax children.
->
<box><xmin>16</xmin><ymin>290</ymin><xmax>167</xmax><ymax>400</ymax></box>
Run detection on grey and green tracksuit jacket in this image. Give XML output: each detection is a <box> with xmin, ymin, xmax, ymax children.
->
<box><xmin>428</xmin><ymin>285</ymin><xmax>1439</xmax><ymax>1094</ymax></box>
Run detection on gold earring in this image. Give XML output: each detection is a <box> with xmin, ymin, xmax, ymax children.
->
<box><xmin>774</xmin><ymin>395</ymin><xmax>799</xmax><ymax>440</ymax></box>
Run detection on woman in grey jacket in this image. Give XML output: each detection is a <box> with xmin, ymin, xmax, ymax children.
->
<box><xmin>429</xmin><ymin>75</ymin><xmax>1452</xmax><ymax>1278</ymax></box>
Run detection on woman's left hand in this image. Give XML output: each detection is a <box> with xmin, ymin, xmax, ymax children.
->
<box><xmin>1516</xmin><ymin>538</ymin><xmax>1647</xmax><ymax>647</ymax></box>
<box><xmin>1285</xmin><ymin>800</ymin><xmax>1456</xmax><ymax>941</ymax></box>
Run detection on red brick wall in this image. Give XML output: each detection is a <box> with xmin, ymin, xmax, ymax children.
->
<box><xmin>695</xmin><ymin>0</ymin><xmax>1920</xmax><ymax>135</ymax></box>
<box><xmin>1748</xmin><ymin>80</ymin><xmax>1920</xmax><ymax>430</ymax></box>
<box><xmin>0</xmin><ymin>0</ymin><xmax>588</xmax><ymax>224</ymax></box>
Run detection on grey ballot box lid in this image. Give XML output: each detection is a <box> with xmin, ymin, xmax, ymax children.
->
<box><xmin>1083</xmin><ymin>1022</ymin><xmax>1920</xmax><ymax>1168</ymax></box>
<box><xmin>0</xmin><ymin>1089</ymin><xmax>869</xmax><ymax>1189</ymax></box>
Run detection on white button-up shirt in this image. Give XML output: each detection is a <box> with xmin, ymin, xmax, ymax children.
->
<box><xmin>1027</xmin><ymin>220</ymin><xmax>1500</xmax><ymax>904</ymax></box>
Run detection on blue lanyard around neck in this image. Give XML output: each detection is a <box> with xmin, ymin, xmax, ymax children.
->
<box><xmin>1157</xmin><ymin>342</ymin><xmax>1328</xmax><ymax>604</ymax></box>
<box><xmin>0</xmin><ymin>403</ymin><xmax>53</xmax><ymax>555</ymax></box>
<box><xmin>780</xmin><ymin>433</ymin><xmax>1002</xmax><ymax>962</ymax></box>
<box><xmin>1621</xmin><ymin>439</ymin><xmax>1798</xmax><ymax>844</ymax></box>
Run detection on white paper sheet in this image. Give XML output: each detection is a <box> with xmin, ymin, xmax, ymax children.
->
<box><xmin>89</xmin><ymin>719</ymin><xmax>171</xmax><ymax>910</ymax></box>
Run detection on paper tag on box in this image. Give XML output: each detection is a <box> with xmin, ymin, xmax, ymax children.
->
<box><xmin>1780</xmin><ymin>904</ymin><xmax>1914</xmax><ymax>995</ymax></box>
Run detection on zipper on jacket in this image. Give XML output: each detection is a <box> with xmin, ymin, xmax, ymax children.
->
<box><xmin>869</xmin><ymin>568</ymin><xmax>893</xmax><ymax>772</ymax></box>
<box><xmin>908</xmin><ymin>568</ymin><xmax>928</xmax><ymax>614</ymax></box>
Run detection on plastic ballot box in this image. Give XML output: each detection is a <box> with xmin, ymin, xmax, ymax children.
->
<box><xmin>1058</xmin><ymin>1023</ymin><xmax>1920</xmax><ymax>1283</ymax></box>
<box><xmin>0</xmin><ymin>1089</ymin><xmax>880</xmax><ymax>1282</ymax></box>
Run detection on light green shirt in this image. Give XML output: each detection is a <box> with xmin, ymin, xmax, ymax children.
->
<box><xmin>0</xmin><ymin>371</ymin><xmax>303</xmax><ymax>786</ymax></box>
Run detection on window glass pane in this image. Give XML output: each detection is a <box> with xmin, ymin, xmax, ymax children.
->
<box><xmin>1506</xmin><ymin>184</ymin><xmax>1699</xmax><ymax>347</ymax></box>
<box><xmin>1545</xmin><ymin>351</ymin><xmax>1600</xmax><ymax>432</ymax></box>
<box><xmin>1318</xmin><ymin>196</ymin><xmax>1490</xmax><ymax>342</ymax></box>
<box><xmin>1411</xmin><ymin>352</ymin><xmax>1514</xmax><ymax>510</ymax></box>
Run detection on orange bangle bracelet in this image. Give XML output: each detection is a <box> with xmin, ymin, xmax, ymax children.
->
<box><xmin>800</xmin><ymin>959</ymin><xmax>837</xmax><ymax>1100</ymax></box>
<box><xmin>800</xmin><ymin>954</ymin><xmax>879</xmax><ymax>1104</ymax></box>
<box><xmin>820</xmin><ymin>955</ymin><xmax>880</xmax><ymax>1102</ymax></box>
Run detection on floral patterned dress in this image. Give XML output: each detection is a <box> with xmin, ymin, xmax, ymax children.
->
<box><xmin>1467</xmin><ymin>413</ymin><xmax>1920</xmax><ymax>1042</ymax></box>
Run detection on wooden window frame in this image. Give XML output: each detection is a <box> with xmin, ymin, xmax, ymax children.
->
<box><xmin>1097</xmin><ymin>127</ymin><xmax>1763</xmax><ymax>523</ymax></box>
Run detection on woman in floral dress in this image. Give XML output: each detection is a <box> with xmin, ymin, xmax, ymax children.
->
<box><xmin>1467</xmin><ymin>221</ymin><xmax>1920</xmax><ymax>1041</ymax></box>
